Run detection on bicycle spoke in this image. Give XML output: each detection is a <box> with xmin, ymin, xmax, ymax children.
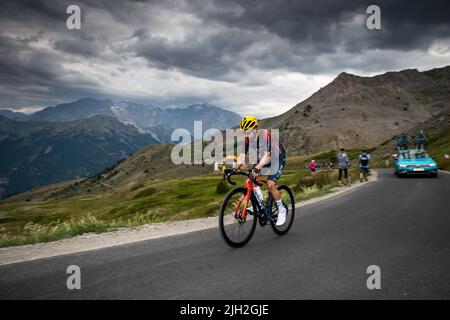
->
<box><xmin>221</xmin><ymin>190</ymin><xmax>255</xmax><ymax>246</ymax></box>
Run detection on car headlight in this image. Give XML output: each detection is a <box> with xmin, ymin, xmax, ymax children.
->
<box><xmin>399</xmin><ymin>164</ymin><xmax>408</xmax><ymax>168</ymax></box>
<box><xmin>428</xmin><ymin>163</ymin><xmax>437</xmax><ymax>167</ymax></box>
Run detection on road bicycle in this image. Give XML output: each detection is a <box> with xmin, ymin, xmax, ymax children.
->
<box><xmin>218</xmin><ymin>170</ymin><xmax>295</xmax><ymax>248</ymax></box>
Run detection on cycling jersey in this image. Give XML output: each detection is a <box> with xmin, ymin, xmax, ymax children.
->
<box><xmin>243</xmin><ymin>129</ymin><xmax>285</xmax><ymax>160</ymax></box>
<box><xmin>243</xmin><ymin>129</ymin><xmax>286</xmax><ymax>182</ymax></box>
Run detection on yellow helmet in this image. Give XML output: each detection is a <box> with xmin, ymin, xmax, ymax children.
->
<box><xmin>240</xmin><ymin>116</ymin><xmax>258</xmax><ymax>132</ymax></box>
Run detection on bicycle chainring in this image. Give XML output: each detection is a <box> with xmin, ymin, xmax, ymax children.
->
<box><xmin>258</xmin><ymin>214</ymin><xmax>268</xmax><ymax>226</ymax></box>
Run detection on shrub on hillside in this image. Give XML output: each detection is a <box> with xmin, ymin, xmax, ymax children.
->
<box><xmin>293</xmin><ymin>170</ymin><xmax>336</xmax><ymax>192</ymax></box>
<box><xmin>133</xmin><ymin>187</ymin><xmax>157</xmax><ymax>199</ymax></box>
<box><xmin>216</xmin><ymin>179</ymin><xmax>230</xmax><ymax>194</ymax></box>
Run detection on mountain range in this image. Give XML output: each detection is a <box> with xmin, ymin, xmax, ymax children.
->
<box><xmin>0</xmin><ymin>109</ymin><xmax>29</xmax><ymax>120</ymax></box>
<box><xmin>0</xmin><ymin>100</ymin><xmax>241</xmax><ymax>198</ymax></box>
<box><xmin>8</xmin><ymin>98</ymin><xmax>241</xmax><ymax>143</ymax></box>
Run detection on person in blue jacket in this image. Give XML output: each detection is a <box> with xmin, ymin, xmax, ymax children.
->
<box><xmin>358</xmin><ymin>150</ymin><xmax>371</xmax><ymax>182</ymax></box>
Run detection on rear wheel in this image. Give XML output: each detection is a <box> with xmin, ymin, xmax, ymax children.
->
<box><xmin>270</xmin><ymin>185</ymin><xmax>295</xmax><ymax>235</ymax></box>
<box><xmin>219</xmin><ymin>187</ymin><xmax>257</xmax><ymax>248</ymax></box>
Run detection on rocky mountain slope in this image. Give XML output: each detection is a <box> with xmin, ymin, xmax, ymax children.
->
<box><xmin>0</xmin><ymin>115</ymin><xmax>159</xmax><ymax>199</ymax></box>
<box><xmin>263</xmin><ymin>66</ymin><xmax>450</xmax><ymax>155</ymax></box>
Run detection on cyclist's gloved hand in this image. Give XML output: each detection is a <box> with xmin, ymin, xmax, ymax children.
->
<box><xmin>251</xmin><ymin>167</ymin><xmax>260</xmax><ymax>176</ymax></box>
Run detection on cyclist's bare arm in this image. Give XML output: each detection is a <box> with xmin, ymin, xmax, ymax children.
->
<box><xmin>236</xmin><ymin>151</ymin><xmax>271</xmax><ymax>171</ymax></box>
<box><xmin>255</xmin><ymin>151</ymin><xmax>271</xmax><ymax>171</ymax></box>
<box><xmin>235</xmin><ymin>153</ymin><xmax>246</xmax><ymax>170</ymax></box>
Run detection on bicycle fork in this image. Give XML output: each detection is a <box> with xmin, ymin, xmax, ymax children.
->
<box><xmin>234</xmin><ymin>190</ymin><xmax>252</xmax><ymax>222</ymax></box>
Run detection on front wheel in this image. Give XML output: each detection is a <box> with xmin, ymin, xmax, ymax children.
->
<box><xmin>219</xmin><ymin>187</ymin><xmax>257</xmax><ymax>248</ymax></box>
<box><xmin>270</xmin><ymin>185</ymin><xmax>295</xmax><ymax>235</ymax></box>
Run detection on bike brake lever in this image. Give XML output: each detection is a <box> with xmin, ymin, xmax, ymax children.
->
<box><xmin>248</xmin><ymin>171</ymin><xmax>264</xmax><ymax>187</ymax></box>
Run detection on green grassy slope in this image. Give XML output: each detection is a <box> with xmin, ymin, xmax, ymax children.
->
<box><xmin>0</xmin><ymin>154</ymin><xmax>362</xmax><ymax>247</ymax></box>
<box><xmin>426</xmin><ymin>127</ymin><xmax>450</xmax><ymax>170</ymax></box>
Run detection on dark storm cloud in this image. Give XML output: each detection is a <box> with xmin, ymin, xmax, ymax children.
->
<box><xmin>196</xmin><ymin>0</ymin><xmax>450</xmax><ymax>51</ymax></box>
<box><xmin>126</xmin><ymin>0</ymin><xmax>450</xmax><ymax>78</ymax></box>
<box><xmin>131</xmin><ymin>28</ymin><xmax>259</xmax><ymax>79</ymax></box>
<box><xmin>0</xmin><ymin>33</ymin><xmax>102</xmax><ymax>109</ymax></box>
<box><xmin>53</xmin><ymin>36</ymin><xmax>100</xmax><ymax>58</ymax></box>
<box><xmin>0</xmin><ymin>0</ymin><xmax>449</xmax><ymax>110</ymax></box>
<box><xmin>0</xmin><ymin>0</ymin><xmax>67</xmax><ymax>21</ymax></box>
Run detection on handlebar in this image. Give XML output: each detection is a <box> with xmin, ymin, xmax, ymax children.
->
<box><xmin>224</xmin><ymin>170</ymin><xmax>264</xmax><ymax>187</ymax></box>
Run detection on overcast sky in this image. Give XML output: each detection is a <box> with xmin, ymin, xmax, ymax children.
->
<box><xmin>1</xmin><ymin>0</ymin><xmax>449</xmax><ymax>117</ymax></box>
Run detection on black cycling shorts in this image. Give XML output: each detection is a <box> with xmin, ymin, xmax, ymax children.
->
<box><xmin>266</xmin><ymin>151</ymin><xmax>286</xmax><ymax>182</ymax></box>
<box><xmin>252</xmin><ymin>153</ymin><xmax>286</xmax><ymax>183</ymax></box>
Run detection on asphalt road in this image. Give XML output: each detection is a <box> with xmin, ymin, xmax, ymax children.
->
<box><xmin>1</xmin><ymin>170</ymin><xmax>449</xmax><ymax>299</ymax></box>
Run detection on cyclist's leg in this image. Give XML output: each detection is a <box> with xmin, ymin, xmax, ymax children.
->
<box><xmin>266</xmin><ymin>155</ymin><xmax>286</xmax><ymax>225</ymax></box>
<box><xmin>267</xmin><ymin>180</ymin><xmax>280</xmax><ymax>200</ymax></box>
<box><xmin>266</xmin><ymin>153</ymin><xmax>285</xmax><ymax>198</ymax></box>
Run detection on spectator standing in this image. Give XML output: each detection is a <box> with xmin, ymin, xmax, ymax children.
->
<box><xmin>337</xmin><ymin>148</ymin><xmax>350</xmax><ymax>186</ymax></box>
<box><xmin>358</xmin><ymin>150</ymin><xmax>371</xmax><ymax>182</ymax></box>
<box><xmin>309</xmin><ymin>159</ymin><xmax>317</xmax><ymax>176</ymax></box>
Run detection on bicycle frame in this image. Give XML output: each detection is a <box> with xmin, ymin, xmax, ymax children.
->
<box><xmin>236</xmin><ymin>175</ymin><xmax>267</xmax><ymax>221</ymax></box>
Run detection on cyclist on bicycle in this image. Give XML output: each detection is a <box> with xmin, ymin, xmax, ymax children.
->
<box><xmin>232</xmin><ymin>116</ymin><xmax>287</xmax><ymax>226</ymax></box>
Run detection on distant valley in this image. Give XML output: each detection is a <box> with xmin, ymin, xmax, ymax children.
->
<box><xmin>0</xmin><ymin>99</ymin><xmax>241</xmax><ymax>198</ymax></box>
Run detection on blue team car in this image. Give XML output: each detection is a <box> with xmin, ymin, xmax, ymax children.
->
<box><xmin>394</xmin><ymin>150</ymin><xmax>438</xmax><ymax>177</ymax></box>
